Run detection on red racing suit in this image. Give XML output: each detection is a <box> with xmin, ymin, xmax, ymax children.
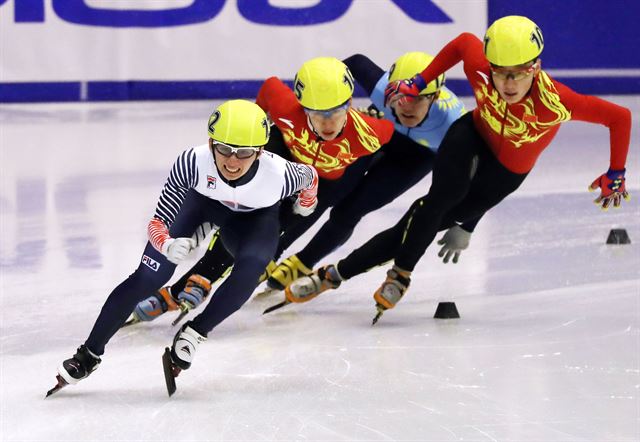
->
<box><xmin>257</xmin><ymin>77</ymin><xmax>394</xmax><ymax>180</ymax></box>
<box><xmin>416</xmin><ymin>33</ymin><xmax>630</xmax><ymax>174</ymax></box>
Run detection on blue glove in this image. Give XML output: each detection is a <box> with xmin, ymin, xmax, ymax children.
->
<box><xmin>384</xmin><ymin>74</ymin><xmax>426</xmax><ymax>107</ymax></box>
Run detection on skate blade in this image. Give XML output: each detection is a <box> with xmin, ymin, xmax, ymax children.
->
<box><xmin>120</xmin><ymin>315</ymin><xmax>141</xmax><ymax>329</ymax></box>
<box><xmin>162</xmin><ymin>347</ymin><xmax>180</xmax><ymax>397</ymax></box>
<box><xmin>45</xmin><ymin>374</ymin><xmax>68</xmax><ymax>398</ymax></box>
<box><xmin>253</xmin><ymin>287</ymin><xmax>279</xmax><ymax>299</ymax></box>
<box><xmin>372</xmin><ymin>310</ymin><xmax>384</xmax><ymax>326</ymax></box>
<box><xmin>262</xmin><ymin>299</ymin><xmax>290</xmax><ymax>315</ymax></box>
<box><xmin>171</xmin><ymin>308</ymin><xmax>190</xmax><ymax>327</ymax></box>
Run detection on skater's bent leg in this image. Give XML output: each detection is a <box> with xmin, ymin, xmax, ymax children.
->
<box><xmin>85</xmin><ymin>243</ymin><xmax>176</xmax><ymax>355</ymax></box>
<box><xmin>189</xmin><ymin>209</ymin><xmax>280</xmax><ymax>335</ymax></box>
<box><xmin>336</xmin><ymin>202</ymin><xmax>417</xmax><ymax>279</ymax></box>
<box><xmin>170</xmin><ymin>237</ymin><xmax>234</xmax><ymax>294</ymax></box>
<box><xmin>298</xmin><ymin>142</ymin><xmax>434</xmax><ymax>267</ymax></box>
<box><xmin>393</xmin><ymin>114</ymin><xmax>482</xmax><ymax>271</ymax></box>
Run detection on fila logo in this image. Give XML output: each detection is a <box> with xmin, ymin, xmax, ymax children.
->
<box><xmin>278</xmin><ymin>118</ymin><xmax>295</xmax><ymax>129</ymax></box>
<box><xmin>142</xmin><ymin>254</ymin><xmax>160</xmax><ymax>271</ymax></box>
<box><xmin>207</xmin><ymin>175</ymin><xmax>217</xmax><ymax>189</ymax></box>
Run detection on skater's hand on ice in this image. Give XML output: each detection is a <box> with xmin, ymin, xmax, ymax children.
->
<box><xmin>589</xmin><ymin>168</ymin><xmax>630</xmax><ymax>210</ymax></box>
<box><xmin>162</xmin><ymin>237</ymin><xmax>197</xmax><ymax>264</ymax></box>
<box><xmin>437</xmin><ymin>225</ymin><xmax>471</xmax><ymax>264</ymax></box>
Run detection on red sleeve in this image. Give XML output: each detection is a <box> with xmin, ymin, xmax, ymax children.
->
<box><xmin>556</xmin><ymin>82</ymin><xmax>631</xmax><ymax>170</ymax></box>
<box><xmin>256</xmin><ymin>77</ymin><xmax>294</xmax><ymax>115</ymax></box>
<box><xmin>364</xmin><ymin>114</ymin><xmax>394</xmax><ymax>145</ymax></box>
<box><xmin>418</xmin><ymin>32</ymin><xmax>487</xmax><ymax>85</ymax></box>
<box><xmin>148</xmin><ymin>217</ymin><xmax>169</xmax><ymax>253</ymax></box>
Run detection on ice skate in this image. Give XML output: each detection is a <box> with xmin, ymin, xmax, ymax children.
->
<box><xmin>266</xmin><ymin>255</ymin><xmax>313</xmax><ymax>291</ymax></box>
<box><xmin>162</xmin><ymin>323</ymin><xmax>206</xmax><ymax>396</ymax></box>
<box><xmin>46</xmin><ymin>345</ymin><xmax>101</xmax><ymax>397</ymax></box>
<box><xmin>371</xmin><ymin>266</ymin><xmax>411</xmax><ymax>325</ymax></box>
<box><xmin>263</xmin><ymin>265</ymin><xmax>342</xmax><ymax>314</ymax></box>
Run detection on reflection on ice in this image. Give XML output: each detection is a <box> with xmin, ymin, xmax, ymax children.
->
<box><xmin>1</xmin><ymin>98</ymin><xmax>638</xmax><ymax>441</ymax></box>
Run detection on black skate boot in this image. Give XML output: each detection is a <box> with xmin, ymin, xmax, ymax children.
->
<box><xmin>59</xmin><ymin>345</ymin><xmax>101</xmax><ymax>384</ymax></box>
<box><xmin>46</xmin><ymin>345</ymin><xmax>101</xmax><ymax>397</ymax></box>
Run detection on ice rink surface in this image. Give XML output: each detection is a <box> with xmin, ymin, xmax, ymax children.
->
<box><xmin>1</xmin><ymin>97</ymin><xmax>639</xmax><ymax>441</ymax></box>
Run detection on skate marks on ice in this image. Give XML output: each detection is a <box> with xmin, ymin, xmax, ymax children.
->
<box><xmin>1</xmin><ymin>99</ymin><xmax>639</xmax><ymax>441</ymax></box>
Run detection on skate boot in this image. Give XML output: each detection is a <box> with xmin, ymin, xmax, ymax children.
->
<box><xmin>59</xmin><ymin>345</ymin><xmax>101</xmax><ymax>384</ymax></box>
<box><xmin>58</xmin><ymin>345</ymin><xmax>102</xmax><ymax>384</ymax></box>
<box><xmin>263</xmin><ymin>265</ymin><xmax>343</xmax><ymax>315</ymax></box>
<box><xmin>372</xmin><ymin>266</ymin><xmax>411</xmax><ymax>325</ymax></box>
<box><xmin>257</xmin><ymin>260</ymin><xmax>277</xmax><ymax>284</ymax></box>
<box><xmin>267</xmin><ymin>255</ymin><xmax>314</xmax><ymax>291</ymax></box>
<box><xmin>285</xmin><ymin>264</ymin><xmax>343</xmax><ymax>304</ymax></box>
<box><xmin>123</xmin><ymin>286</ymin><xmax>179</xmax><ymax>327</ymax></box>
<box><xmin>170</xmin><ymin>323</ymin><xmax>207</xmax><ymax>371</ymax></box>
<box><xmin>162</xmin><ymin>324</ymin><xmax>206</xmax><ymax>396</ymax></box>
<box><xmin>46</xmin><ymin>345</ymin><xmax>102</xmax><ymax>397</ymax></box>
<box><xmin>170</xmin><ymin>275</ymin><xmax>213</xmax><ymax>326</ymax></box>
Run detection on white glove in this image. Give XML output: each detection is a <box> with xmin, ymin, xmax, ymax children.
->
<box><xmin>436</xmin><ymin>225</ymin><xmax>471</xmax><ymax>264</ymax></box>
<box><xmin>161</xmin><ymin>237</ymin><xmax>197</xmax><ymax>264</ymax></box>
<box><xmin>191</xmin><ymin>222</ymin><xmax>215</xmax><ymax>247</ymax></box>
<box><xmin>293</xmin><ymin>194</ymin><xmax>317</xmax><ymax>217</ymax></box>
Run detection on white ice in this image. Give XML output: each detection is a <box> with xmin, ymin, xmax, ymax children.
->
<box><xmin>1</xmin><ymin>97</ymin><xmax>639</xmax><ymax>441</ymax></box>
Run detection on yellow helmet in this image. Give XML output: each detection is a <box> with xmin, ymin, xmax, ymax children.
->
<box><xmin>484</xmin><ymin>15</ymin><xmax>544</xmax><ymax>66</ymax></box>
<box><xmin>207</xmin><ymin>99</ymin><xmax>270</xmax><ymax>147</ymax></box>
<box><xmin>389</xmin><ymin>51</ymin><xmax>445</xmax><ymax>95</ymax></box>
<box><xmin>293</xmin><ymin>57</ymin><xmax>354</xmax><ymax>111</ymax></box>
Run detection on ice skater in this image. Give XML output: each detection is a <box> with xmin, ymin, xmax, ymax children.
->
<box><xmin>126</xmin><ymin>57</ymin><xmax>394</xmax><ymax>325</ymax></box>
<box><xmin>282</xmin><ymin>15</ymin><xmax>632</xmax><ymax>324</ymax></box>
<box><xmin>47</xmin><ymin>99</ymin><xmax>318</xmax><ymax>396</ymax></box>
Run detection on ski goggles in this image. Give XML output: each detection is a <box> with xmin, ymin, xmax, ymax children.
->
<box><xmin>490</xmin><ymin>62</ymin><xmax>538</xmax><ymax>81</ymax></box>
<box><xmin>213</xmin><ymin>142</ymin><xmax>261</xmax><ymax>159</ymax></box>
<box><xmin>304</xmin><ymin>102</ymin><xmax>350</xmax><ymax>119</ymax></box>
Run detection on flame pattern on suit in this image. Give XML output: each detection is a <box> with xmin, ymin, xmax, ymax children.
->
<box><xmin>413</xmin><ymin>32</ymin><xmax>629</xmax><ymax>174</ymax></box>
<box><xmin>477</xmin><ymin>72</ymin><xmax>571</xmax><ymax>149</ymax></box>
